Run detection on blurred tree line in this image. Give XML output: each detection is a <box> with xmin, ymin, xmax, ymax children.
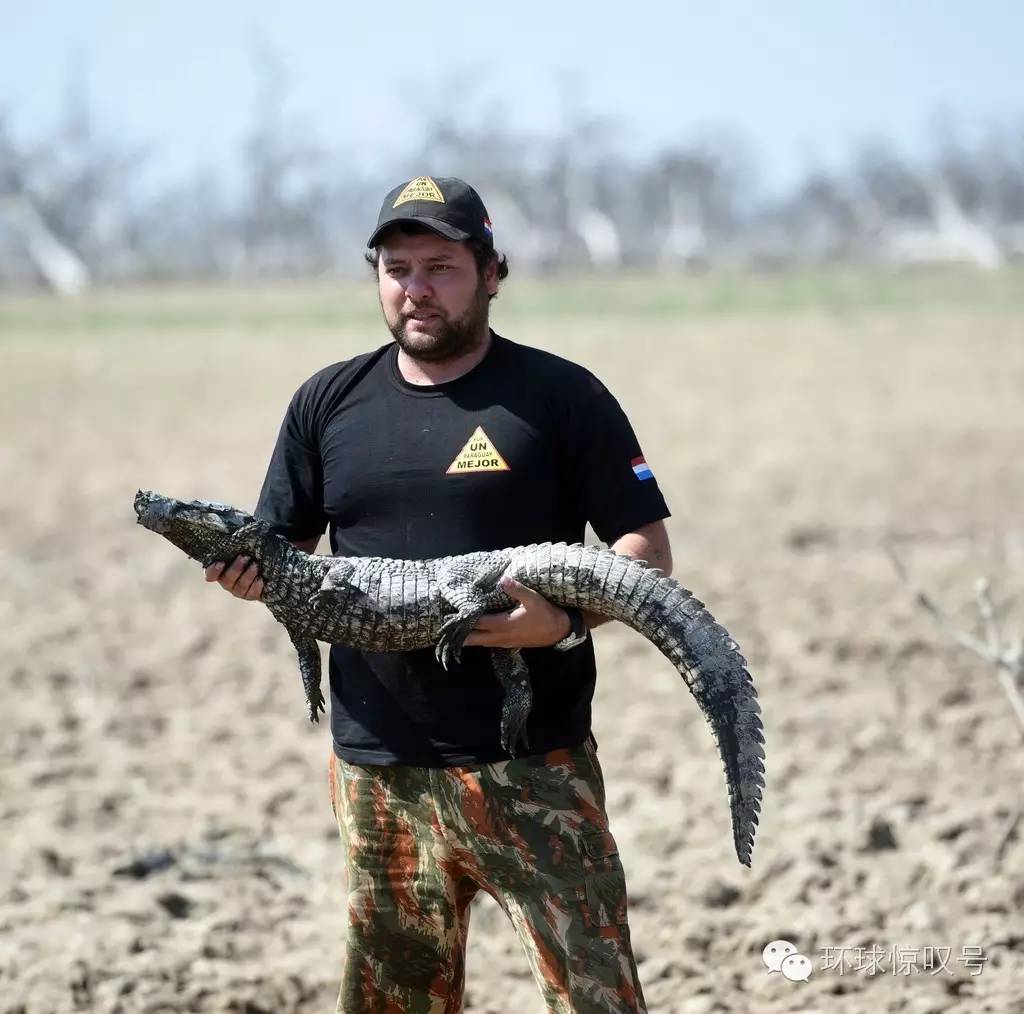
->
<box><xmin>1</xmin><ymin>63</ymin><xmax>1023</xmax><ymax>292</ymax></box>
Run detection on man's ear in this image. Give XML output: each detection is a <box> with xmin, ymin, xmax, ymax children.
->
<box><xmin>484</xmin><ymin>257</ymin><xmax>499</xmax><ymax>296</ymax></box>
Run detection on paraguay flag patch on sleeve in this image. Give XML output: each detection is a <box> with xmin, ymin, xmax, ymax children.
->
<box><xmin>631</xmin><ymin>455</ymin><xmax>655</xmax><ymax>481</ymax></box>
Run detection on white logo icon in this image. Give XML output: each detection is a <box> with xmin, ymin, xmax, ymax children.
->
<box><xmin>762</xmin><ymin>939</ymin><xmax>813</xmax><ymax>981</ymax></box>
<box><xmin>781</xmin><ymin>953</ymin><xmax>813</xmax><ymax>981</ymax></box>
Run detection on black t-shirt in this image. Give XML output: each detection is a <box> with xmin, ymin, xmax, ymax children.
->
<box><xmin>256</xmin><ymin>332</ymin><xmax>670</xmax><ymax>766</ymax></box>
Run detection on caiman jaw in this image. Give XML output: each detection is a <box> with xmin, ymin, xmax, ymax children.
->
<box><xmin>134</xmin><ymin>490</ymin><xmax>173</xmax><ymax>534</ymax></box>
<box><xmin>134</xmin><ymin>490</ymin><xmax>237</xmax><ymax>566</ymax></box>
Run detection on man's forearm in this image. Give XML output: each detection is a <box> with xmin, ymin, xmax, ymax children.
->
<box><xmin>581</xmin><ymin>520</ymin><xmax>673</xmax><ymax>631</ymax></box>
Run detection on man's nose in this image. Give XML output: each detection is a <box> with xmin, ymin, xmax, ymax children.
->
<box><xmin>403</xmin><ymin>270</ymin><xmax>434</xmax><ymax>302</ymax></box>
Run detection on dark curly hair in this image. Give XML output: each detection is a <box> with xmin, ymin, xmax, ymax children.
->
<box><xmin>365</xmin><ymin>222</ymin><xmax>509</xmax><ymax>299</ymax></box>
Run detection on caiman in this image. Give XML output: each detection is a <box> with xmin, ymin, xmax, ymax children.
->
<box><xmin>134</xmin><ymin>489</ymin><xmax>765</xmax><ymax>866</ymax></box>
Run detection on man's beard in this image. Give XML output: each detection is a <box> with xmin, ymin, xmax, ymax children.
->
<box><xmin>387</xmin><ymin>279</ymin><xmax>490</xmax><ymax>364</ymax></box>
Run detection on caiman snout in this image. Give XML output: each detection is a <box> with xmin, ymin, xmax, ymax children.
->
<box><xmin>134</xmin><ymin>490</ymin><xmax>173</xmax><ymax>533</ymax></box>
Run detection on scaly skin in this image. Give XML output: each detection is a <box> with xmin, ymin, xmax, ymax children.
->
<box><xmin>134</xmin><ymin>490</ymin><xmax>765</xmax><ymax>866</ymax></box>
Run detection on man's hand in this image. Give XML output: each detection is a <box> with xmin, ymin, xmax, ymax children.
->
<box><xmin>463</xmin><ymin>577</ymin><xmax>572</xmax><ymax>650</ymax></box>
<box><xmin>203</xmin><ymin>535</ymin><xmax>318</xmax><ymax>603</ymax></box>
<box><xmin>205</xmin><ymin>556</ymin><xmax>264</xmax><ymax>601</ymax></box>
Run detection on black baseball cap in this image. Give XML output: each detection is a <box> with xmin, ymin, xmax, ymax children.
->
<box><xmin>367</xmin><ymin>176</ymin><xmax>494</xmax><ymax>249</ymax></box>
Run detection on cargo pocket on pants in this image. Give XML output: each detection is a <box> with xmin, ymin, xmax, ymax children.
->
<box><xmin>573</xmin><ymin>828</ymin><xmax>629</xmax><ymax>929</ymax></box>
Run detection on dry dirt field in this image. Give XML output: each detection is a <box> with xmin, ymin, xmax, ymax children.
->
<box><xmin>2</xmin><ymin>271</ymin><xmax>1024</xmax><ymax>1014</ymax></box>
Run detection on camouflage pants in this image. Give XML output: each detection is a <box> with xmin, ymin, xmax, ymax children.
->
<box><xmin>327</xmin><ymin>735</ymin><xmax>647</xmax><ymax>1013</ymax></box>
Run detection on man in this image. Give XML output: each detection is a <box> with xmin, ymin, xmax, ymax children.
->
<box><xmin>206</xmin><ymin>176</ymin><xmax>672</xmax><ymax>1013</ymax></box>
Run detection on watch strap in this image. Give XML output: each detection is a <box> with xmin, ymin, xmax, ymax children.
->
<box><xmin>553</xmin><ymin>606</ymin><xmax>589</xmax><ymax>651</ymax></box>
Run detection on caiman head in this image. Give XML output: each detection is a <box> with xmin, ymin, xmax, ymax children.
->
<box><xmin>134</xmin><ymin>490</ymin><xmax>269</xmax><ymax>568</ymax></box>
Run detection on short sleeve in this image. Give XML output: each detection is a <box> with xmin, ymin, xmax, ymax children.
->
<box><xmin>568</xmin><ymin>383</ymin><xmax>671</xmax><ymax>545</ymax></box>
<box><xmin>255</xmin><ymin>386</ymin><xmax>328</xmax><ymax>541</ymax></box>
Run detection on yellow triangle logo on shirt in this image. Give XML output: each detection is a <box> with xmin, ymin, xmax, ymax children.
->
<box><xmin>446</xmin><ymin>426</ymin><xmax>510</xmax><ymax>474</ymax></box>
<box><xmin>393</xmin><ymin>176</ymin><xmax>445</xmax><ymax>207</ymax></box>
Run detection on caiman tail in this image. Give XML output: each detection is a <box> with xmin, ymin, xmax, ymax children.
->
<box><xmin>569</xmin><ymin>547</ymin><xmax>765</xmax><ymax>868</ymax></box>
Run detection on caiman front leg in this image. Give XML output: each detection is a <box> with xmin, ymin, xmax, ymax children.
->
<box><xmin>491</xmin><ymin>648</ymin><xmax>532</xmax><ymax>757</ymax></box>
<box><xmin>434</xmin><ymin>558</ymin><xmax>510</xmax><ymax>670</ymax></box>
<box><xmin>310</xmin><ymin>558</ymin><xmax>355</xmax><ymax>613</ymax></box>
<box><xmin>287</xmin><ymin>627</ymin><xmax>325</xmax><ymax>722</ymax></box>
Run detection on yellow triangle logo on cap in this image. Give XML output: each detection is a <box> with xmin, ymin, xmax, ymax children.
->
<box><xmin>393</xmin><ymin>176</ymin><xmax>445</xmax><ymax>207</ymax></box>
<box><xmin>446</xmin><ymin>426</ymin><xmax>510</xmax><ymax>474</ymax></box>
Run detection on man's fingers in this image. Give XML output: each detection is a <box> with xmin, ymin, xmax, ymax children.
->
<box><xmin>233</xmin><ymin>563</ymin><xmax>261</xmax><ymax>598</ymax></box>
<box><xmin>500</xmin><ymin>576</ymin><xmax>547</xmax><ymax>607</ymax></box>
<box><xmin>218</xmin><ymin>555</ymin><xmax>250</xmax><ymax>590</ymax></box>
<box><xmin>472</xmin><ymin>609</ymin><xmax>522</xmax><ymax>632</ymax></box>
<box><xmin>204</xmin><ymin>555</ymin><xmax>264</xmax><ymax>602</ymax></box>
<box><xmin>463</xmin><ymin>630</ymin><xmax>506</xmax><ymax>648</ymax></box>
<box><xmin>465</xmin><ymin>605</ymin><xmax>528</xmax><ymax>646</ymax></box>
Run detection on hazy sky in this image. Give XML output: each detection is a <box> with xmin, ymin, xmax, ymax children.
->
<box><xmin>3</xmin><ymin>1</ymin><xmax>1022</xmax><ymax>192</ymax></box>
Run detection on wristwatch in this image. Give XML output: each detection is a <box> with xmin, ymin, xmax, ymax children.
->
<box><xmin>553</xmin><ymin>607</ymin><xmax>589</xmax><ymax>652</ymax></box>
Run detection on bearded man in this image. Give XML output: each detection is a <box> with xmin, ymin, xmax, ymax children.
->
<box><xmin>206</xmin><ymin>176</ymin><xmax>672</xmax><ymax>1013</ymax></box>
